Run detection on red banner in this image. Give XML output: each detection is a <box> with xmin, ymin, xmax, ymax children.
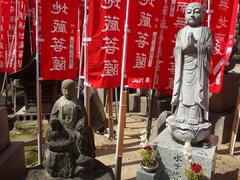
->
<box><xmin>0</xmin><ymin>0</ymin><xmax>10</xmax><ymax>72</ymax></box>
<box><xmin>41</xmin><ymin>0</ymin><xmax>79</xmax><ymax>80</ymax></box>
<box><xmin>87</xmin><ymin>0</ymin><xmax>126</xmax><ymax>88</ymax></box>
<box><xmin>155</xmin><ymin>0</ymin><xmax>204</xmax><ymax>95</ymax></box>
<box><xmin>125</xmin><ymin>0</ymin><xmax>164</xmax><ymax>89</ymax></box>
<box><xmin>6</xmin><ymin>0</ymin><xmax>27</xmax><ymax>73</ymax></box>
<box><xmin>209</xmin><ymin>0</ymin><xmax>239</xmax><ymax>93</ymax></box>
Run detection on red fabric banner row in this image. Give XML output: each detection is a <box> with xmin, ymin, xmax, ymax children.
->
<box><xmin>0</xmin><ymin>0</ymin><xmax>238</xmax><ymax>94</ymax></box>
<box><xmin>0</xmin><ymin>0</ymin><xmax>27</xmax><ymax>73</ymax></box>
<box><xmin>209</xmin><ymin>0</ymin><xmax>239</xmax><ymax>93</ymax></box>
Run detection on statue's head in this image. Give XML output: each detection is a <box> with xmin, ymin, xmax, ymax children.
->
<box><xmin>62</xmin><ymin>79</ymin><xmax>75</xmax><ymax>100</ymax></box>
<box><xmin>185</xmin><ymin>2</ymin><xmax>205</xmax><ymax>27</ymax></box>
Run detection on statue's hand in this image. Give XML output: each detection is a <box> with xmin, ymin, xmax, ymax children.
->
<box><xmin>188</xmin><ymin>32</ymin><xmax>196</xmax><ymax>47</ymax></box>
<box><xmin>182</xmin><ymin>32</ymin><xmax>197</xmax><ymax>53</ymax></box>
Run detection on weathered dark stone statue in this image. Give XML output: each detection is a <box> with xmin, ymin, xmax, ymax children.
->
<box><xmin>43</xmin><ymin>79</ymin><xmax>114</xmax><ymax>179</ymax></box>
<box><xmin>166</xmin><ymin>2</ymin><xmax>213</xmax><ymax>143</ymax></box>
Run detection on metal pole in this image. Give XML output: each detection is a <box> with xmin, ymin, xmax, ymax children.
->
<box><xmin>145</xmin><ymin>14</ymin><xmax>164</xmax><ymax>141</ymax></box>
<box><xmin>115</xmin><ymin>87</ymin><xmax>119</xmax><ymax>122</ymax></box>
<box><xmin>146</xmin><ymin>89</ymin><xmax>156</xmax><ymax>140</ymax></box>
<box><xmin>115</xmin><ymin>0</ymin><xmax>130</xmax><ymax>179</ymax></box>
<box><xmin>1</xmin><ymin>73</ymin><xmax>7</xmax><ymax>95</ymax></box>
<box><xmin>229</xmin><ymin>87</ymin><xmax>240</xmax><ymax>155</ymax></box>
<box><xmin>207</xmin><ymin>0</ymin><xmax>211</xmax><ymax>28</ymax></box>
<box><xmin>35</xmin><ymin>0</ymin><xmax>43</xmax><ymax>164</ymax></box>
<box><xmin>77</xmin><ymin>6</ymin><xmax>84</xmax><ymax>99</ymax></box>
<box><xmin>108</xmin><ymin>88</ymin><xmax>114</xmax><ymax>138</ymax></box>
<box><xmin>206</xmin><ymin>0</ymin><xmax>211</xmax><ymax>120</ymax></box>
<box><xmin>82</xmin><ymin>0</ymin><xmax>91</xmax><ymax>125</ymax></box>
<box><xmin>13</xmin><ymin>0</ymin><xmax>18</xmax><ymax>114</ymax></box>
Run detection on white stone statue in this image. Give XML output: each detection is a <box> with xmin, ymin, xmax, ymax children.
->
<box><xmin>167</xmin><ymin>2</ymin><xmax>213</xmax><ymax>143</ymax></box>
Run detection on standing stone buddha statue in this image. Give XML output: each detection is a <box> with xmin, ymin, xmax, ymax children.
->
<box><xmin>167</xmin><ymin>2</ymin><xmax>213</xmax><ymax>143</ymax></box>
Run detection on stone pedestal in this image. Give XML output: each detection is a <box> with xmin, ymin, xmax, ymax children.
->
<box><xmin>210</xmin><ymin>111</ymin><xmax>237</xmax><ymax>144</ymax></box>
<box><xmin>140</xmin><ymin>96</ymin><xmax>148</xmax><ymax>115</ymax></box>
<box><xmin>152</xmin><ymin>129</ymin><xmax>216</xmax><ymax>180</ymax></box>
<box><xmin>128</xmin><ymin>93</ymin><xmax>140</xmax><ymax>112</ymax></box>
<box><xmin>0</xmin><ymin>107</ymin><xmax>10</xmax><ymax>152</ymax></box>
<box><xmin>0</xmin><ymin>141</ymin><xmax>26</xmax><ymax>180</ymax></box>
<box><xmin>25</xmin><ymin>160</ymin><xmax>114</xmax><ymax>180</ymax></box>
<box><xmin>0</xmin><ymin>107</ymin><xmax>26</xmax><ymax>180</ymax></box>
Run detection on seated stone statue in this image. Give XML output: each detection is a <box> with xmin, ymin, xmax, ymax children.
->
<box><xmin>166</xmin><ymin>2</ymin><xmax>213</xmax><ymax>144</ymax></box>
<box><xmin>44</xmin><ymin>80</ymin><xmax>114</xmax><ymax>179</ymax></box>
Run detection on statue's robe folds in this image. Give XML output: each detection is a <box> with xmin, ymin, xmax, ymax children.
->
<box><xmin>50</xmin><ymin>96</ymin><xmax>95</xmax><ymax>158</ymax></box>
<box><xmin>171</xmin><ymin>26</ymin><xmax>213</xmax><ymax>111</ymax></box>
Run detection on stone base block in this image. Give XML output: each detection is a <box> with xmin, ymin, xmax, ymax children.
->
<box><xmin>128</xmin><ymin>93</ymin><xmax>140</xmax><ymax>112</ymax></box>
<box><xmin>0</xmin><ymin>141</ymin><xmax>26</xmax><ymax>180</ymax></box>
<box><xmin>25</xmin><ymin>160</ymin><xmax>114</xmax><ymax>180</ymax></box>
<box><xmin>136</xmin><ymin>168</ymin><xmax>161</xmax><ymax>180</ymax></box>
<box><xmin>0</xmin><ymin>107</ymin><xmax>10</xmax><ymax>152</ymax></box>
<box><xmin>210</xmin><ymin>111</ymin><xmax>236</xmax><ymax>144</ymax></box>
<box><xmin>152</xmin><ymin>98</ymin><xmax>171</xmax><ymax>118</ymax></box>
<box><xmin>209</xmin><ymin>73</ymin><xmax>240</xmax><ymax>113</ymax></box>
<box><xmin>152</xmin><ymin>129</ymin><xmax>217</xmax><ymax>180</ymax></box>
<box><xmin>140</xmin><ymin>96</ymin><xmax>148</xmax><ymax>115</ymax></box>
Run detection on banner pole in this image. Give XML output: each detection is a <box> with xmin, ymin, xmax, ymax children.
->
<box><xmin>207</xmin><ymin>0</ymin><xmax>211</xmax><ymax>27</ymax></box>
<box><xmin>115</xmin><ymin>0</ymin><xmax>130</xmax><ymax>179</ymax></box>
<box><xmin>82</xmin><ymin>0</ymin><xmax>91</xmax><ymax>125</ymax></box>
<box><xmin>108</xmin><ymin>88</ymin><xmax>114</xmax><ymax>138</ymax></box>
<box><xmin>77</xmin><ymin>5</ymin><xmax>84</xmax><ymax>99</ymax></box>
<box><xmin>145</xmin><ymin>19</ymin><xmax>163</xmax><ymax>141</ymax></box>
<box><xmin>146</xmin><ymin>89</ymin><xmax>156</xmax><ymax>141</ymax></box>
<box><xmin>13</xmin><ymin>0</ymin><xmax>18</xmax><ymax>115</ymax></box>
<box><xmin>1</xmin><ymin>73</ymin><xmax>7</xmax><ymax>95</ymax></box>
<box><xmin>229</xmin><ymin>87</ymin><xmax>240</xmax><ymax>155</ymax></box>
<box><xmin>35</xmin><ymin>0</ymin><xmax>43</xmax><ymax>165</ymax></box>
<box><xmin>115</xmin><ymin>87</ymin><xmax>119</xmax><ymax>122</ymax></box>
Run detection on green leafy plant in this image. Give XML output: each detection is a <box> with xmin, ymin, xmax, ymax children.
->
<box><xmin>184</xmin><ymin>163</ymin><xmax>203</xmax><ymax>180</ymax></box>
<box><xmin>140</xmin><ymin>144</ymin><xmax>158</xmax><ymax>168</ymax></box>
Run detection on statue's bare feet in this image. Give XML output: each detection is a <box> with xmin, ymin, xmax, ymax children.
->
<box><xmin>176</xmin><ymin>116</ymin><xmax>185</xmax><ymax>123</ymax></box>
<box><xmin>188</xmin><ymin>119</ymin><xmax>199</xmax><ymax>125</ymax></box>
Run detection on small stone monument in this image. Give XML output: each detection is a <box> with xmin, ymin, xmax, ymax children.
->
<box><xmin>43</xmin><ymin>79</ymin><xmax>114</xmax><ymax>179</ymax></box>
<box><xmin>0</xmin><ymin>107</ymin><xmax>25</xmax><ymax>180</ymax></box>
<box><xmin>166</xmin><ymin>2</ymin><xmax>213</xmax><ymax>143</ymax></box>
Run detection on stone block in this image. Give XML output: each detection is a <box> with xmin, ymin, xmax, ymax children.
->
<box><xmin>140</xmin><ymin>96</ymin><xmax>148</xmax><ymax>115</ymax></box>
<box><xmin>0</xmin><ymin>107</ymin><xmax>10</xmax><ymax>152</ymax></box>
<box><xmin>210</xmin><ymin>111</ymin><xmax>236</xmax><ymax>144</ymax></box>
<box><xmin>151</xmin><ymin>98</ymin><xmax>171</xmax><ymax>118</ymax></box>
<box><xmin>128</xmin><ymin>93</ymin><xmax>140</xmax><ymax>112</ymax></box>
<box><xmin>152</xmin><ymin>129</ymin><xmax>217</xmax><ymax>180</ymax></box>
<box><xmin>209</xmin><ymin>73</ymin><xmax>240</xmax><ymax>113</ymax></box>
<box><xmin>136</xmin><ymin>168</ymin><xmax>161</xmax><ymax>180</ymax></box>
<box><xmin>0</xmin><ymin>141</ymin><xmax>26</xmax><ymax>180</ymax></box>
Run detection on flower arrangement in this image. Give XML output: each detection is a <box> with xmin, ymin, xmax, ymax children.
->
<box><xmin>183</xmin><ymin>141</ymin><xmax>203</xmax><ymax>180</ymax></box>
<box><xmin>140</xmin><ymin>144</ymin><xmax>158</xmax><ymax>168</ymax></box>
<box><xmin>184</xmin><ymin>163</ymin><xmax>203</xmax><ymax>180</ymax></box>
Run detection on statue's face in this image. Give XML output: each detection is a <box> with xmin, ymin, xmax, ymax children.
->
<box><xmin>185</xmin><ymin>3</ymin><xmax>204</xmax><ymax>27</ymax></box>
<box><xmin>62</xmin><ymin>86</ymin><xmax>75</xmax><ymax>99</ymax></box>
<box><xmin>62</xmin><ymin>87</ymin><xmax>75</xmax><ymax>99</ymax></box>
